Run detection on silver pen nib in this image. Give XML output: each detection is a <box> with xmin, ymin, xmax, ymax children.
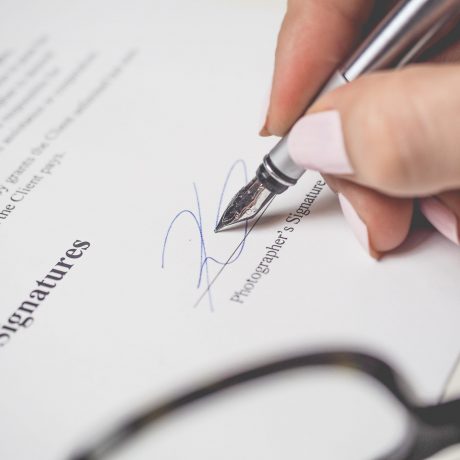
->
<box><xmin>215</xmin><ymin>177</ymin><xmax>274</xmax><ymax>232</ymax></box>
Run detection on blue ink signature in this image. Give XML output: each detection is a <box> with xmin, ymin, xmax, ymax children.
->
<box><xmin>161</xmin><ymin>160</ymin><xmax>249</xmax><ymax>311</ymax></box>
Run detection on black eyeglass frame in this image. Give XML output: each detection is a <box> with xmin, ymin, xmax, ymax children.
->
<box><xmin>71</xmin><ymin>350</ymin><xmax>460</xmax><ymax>460</ymax></box>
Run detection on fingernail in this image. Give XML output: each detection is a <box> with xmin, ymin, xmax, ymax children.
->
<box><xmin>338</xmin><ymin>193</ymin><xmax>381</xmax><ymax>259</ymax></box>
<box><xmin>419</xmin><ymin>197</ymin><xmax>459</xmax><ymax>245</ymax></box>
<box><xmin>258</xmin><ymin>85</ymin><xmax>271</xmax><ymax>136</ymax></box>
<box><xmin>323</xmin><ymin>174</ymin><xmax>339</xmax><ymax>194</ymax></box>
<box><xmin>288</xmin><ymin>110</ymin><xmax>353</xmax><ymax>174</ymax></box>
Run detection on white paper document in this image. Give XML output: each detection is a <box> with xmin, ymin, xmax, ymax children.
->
<box><xmin>0</xmin><ymin>1</ymin><xmax>459</xmax><ymax>458</ymax></box>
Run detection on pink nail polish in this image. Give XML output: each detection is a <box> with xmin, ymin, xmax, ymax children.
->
<box><xmin>338</xmin><ymin>193</ymin><xmax>379</xmax><ymax>259</ymax></box>
<box><xmin>419</xmin><ymin>197</ymin><xmax>459</xmax><ymax>245</ymax></box>
<box><xmin>288</xmin><ymin>110</ymin><xmax>353</xmax><ymax>174</ymax></box>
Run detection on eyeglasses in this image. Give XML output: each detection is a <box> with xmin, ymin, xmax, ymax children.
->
<box><xmin>70</xmin><ymin>350</ymin><xmax>460</xmax><ymax>460</ymax></box>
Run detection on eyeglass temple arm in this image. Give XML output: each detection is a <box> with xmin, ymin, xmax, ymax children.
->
<box><xmin>403</xmin><ymin>400</ymin><xmax>460</xmax><ymax>460</ymax></box>
<box><xmin>69</xmin><ymin>351</ymin><xmax>460</xmax><ymax>460</ymax></box>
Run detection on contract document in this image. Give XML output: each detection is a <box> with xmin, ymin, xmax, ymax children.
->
<box><xmin>0</xmin><ymin>1</ymin><xmax>459</xmax><ymax>459</ymax></box>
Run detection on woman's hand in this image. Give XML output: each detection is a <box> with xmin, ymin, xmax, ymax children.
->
<box><xmin>261</xmin><ymin>0</ymin><xmax>460</xmax><ymax>258</ymax></box>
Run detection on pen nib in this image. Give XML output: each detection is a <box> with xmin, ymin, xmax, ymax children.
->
<box><xmin>215</xmin><ymin>177</ymin><xmax>274</xmax><ymax>232</ymax></box>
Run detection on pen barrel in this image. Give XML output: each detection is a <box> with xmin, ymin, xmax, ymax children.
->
<box><xmin>342</xmin><ymin>0</ymin><xmax>460</xmax><ymax>81</ymax></box>
<box><xmin>264</xmin><ymin>0</ymin><xmax>460</xmax><ymax>191</ymax></box>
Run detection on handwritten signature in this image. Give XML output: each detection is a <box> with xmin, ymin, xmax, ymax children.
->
<box><xmin>161</xmin><ymin>160</ymin><xmax>249</xmax><ymax>311</ymax></box>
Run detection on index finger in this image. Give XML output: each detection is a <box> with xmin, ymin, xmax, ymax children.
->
<box><xmin>261</xmin><ymin>0</ymin><xmax>373</xmax><ymax>137</ymax></box>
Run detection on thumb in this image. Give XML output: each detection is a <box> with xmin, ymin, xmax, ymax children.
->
<box><xmin>287</xmin><ymin>64</ymin><xmax>460</xmax><ymax>197</ymax></box>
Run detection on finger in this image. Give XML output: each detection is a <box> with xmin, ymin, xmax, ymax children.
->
<box><xmin>261</xmin><ymin>0</ymin><xmax>373</xmax><ymax>137</ymax></box>
<box><xmin>287</xmin><ymin>64</ymin><xmax>460</xmax><ymax>196</ymax></box>
<box><xmin>419</xmin><ymin>190</ymin><xmax>460</xmax><ymax>245</ymax></box>
<box><xmin>325</xmin><ymin>175</ymin><xmax>413</xmax><ymax>258</ymax></box>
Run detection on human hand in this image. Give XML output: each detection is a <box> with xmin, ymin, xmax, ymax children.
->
<box><xmin>261</xmin><ymin>0</ymin><xmax>460</xmax><ymax>258</ymax></box>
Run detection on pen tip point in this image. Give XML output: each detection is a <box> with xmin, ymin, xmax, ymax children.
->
<box><xmin>214</xmin><ymin>222</ymin><xmax>225</xmax><ymax>233</ymax></box>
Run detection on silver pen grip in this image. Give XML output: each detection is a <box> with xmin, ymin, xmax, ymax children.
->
<box><xmin>266</xmin><ymin>0</ymin><xmax>460</xmax><ymax>187</ymax></box>
<box><xmin>267</xmin><ymin>71</ymin><xmax>347</xmax><ymax>183</ymax></box>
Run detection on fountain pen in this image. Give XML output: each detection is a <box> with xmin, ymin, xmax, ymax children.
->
<box><xmin>215</xmin><ymin>0</ymin><xmax>460</xmax><ymax>232</ymax></box>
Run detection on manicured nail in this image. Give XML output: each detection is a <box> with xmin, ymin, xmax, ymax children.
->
<box><xmin>288</xmin><ymin>110</ymin><xmax>353</xmax><ymax>174</ymax></box>
<box><xmin>419</xmin><ymin>197</ymin><xmax>459</xmax><ymax>245</ymax></box>
<box><xmin>338</xmin><ymin>193</ymin><xmax>380</xmax><ymax>259</ymax></box>
<box><xmin>258</xmin><ymin>85</ymin><xmax>271</xmax><ymax>136</ymax></box>
<box><xmin>323</xmin><ymin>175</ymin><xmax>339</xmax><ymax>194</ymax></box>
